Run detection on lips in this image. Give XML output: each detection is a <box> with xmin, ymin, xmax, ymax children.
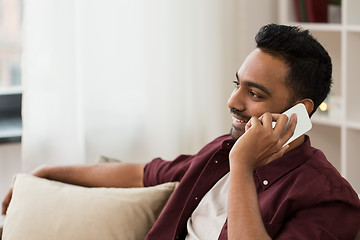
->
<box><xmin>232</xmin><ymin>115</ymin><xmax>249</xmax><ymax>129</ymax></box>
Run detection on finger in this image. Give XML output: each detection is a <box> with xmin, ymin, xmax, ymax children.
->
<box><xmin>272</xmin><ymin>114</ymin><xmax>290</xmax><ymax>136</ymax></box>
<box><xmin>279</xmin><ymin>113</ymin><xmax>297</xmax><ymax>145</ymax></box>
<box><xmin>245</xmin><ymin>116</ymin><xmax>260</xmax><ymax>132</ymax></box>
<box><xmin>259</xmin><ymin>113</ymin><xmax>287</xmax><ymax>130</ymax></box>
<box><xmin>269</xmin><ymin>113</ymin><xmax>286</xmax><ymax>123</ymax></box>
<box><xmin>1</xmin><ymin>203</ymin><xmax>5</xmax><ymax>215</ymax></box>
<box><xmin>261</xmin><ymin>112</ymin><xmax>274</xmax><ymax>129</ymax></box>
<box><xmin>2</xmin><ymin>201</ymin><xmax>7</xmax><ymax>215</ymax></box>
<box><xmin>2</xmin><ymin>187</ymin><xmax>13</xmax><ymax>215</ymax></box>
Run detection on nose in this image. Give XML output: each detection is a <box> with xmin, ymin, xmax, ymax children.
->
<box><xmin>227</xmin><ymin>87</ymin><xmax>246</xmax><ymax>112</ymax></box>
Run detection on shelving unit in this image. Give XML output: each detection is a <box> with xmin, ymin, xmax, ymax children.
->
<box><xmin>279</xmin><ymin>0</ymin><xmax>360</xmax><ymax>193</ymax></box>
<box><xmin>0</xmin><ymin>87</ymin><xmax>22</xmax><ymax>143</ymax></box>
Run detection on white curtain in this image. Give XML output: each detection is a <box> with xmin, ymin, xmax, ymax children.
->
<box><xmin>21</xmin><ymin>0</ymin><xmax>277</xmax><ymax>171</ymax></box>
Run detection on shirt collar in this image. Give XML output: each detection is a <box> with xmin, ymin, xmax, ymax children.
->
<box><xmin>254</xmin><ymin>135</ymin><xmax>314</xmax><ymax>190</ymax></box>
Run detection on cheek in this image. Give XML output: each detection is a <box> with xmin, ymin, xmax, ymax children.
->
<box><xmin>245</xmin><ymin>102</ymin><xmax>269</xmax><ymax>118</ymax></box>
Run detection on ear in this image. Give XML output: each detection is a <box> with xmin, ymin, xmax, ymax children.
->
<box><xmin>296</xmin><ymin>98</ymin><xmax>314</xmax><ymax>115</ymax></box>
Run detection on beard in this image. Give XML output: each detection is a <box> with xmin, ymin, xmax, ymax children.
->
<box><xmin>229</xmin><ymin>126</ymin><xmax>245</xmax><ymax>140</ymax></box>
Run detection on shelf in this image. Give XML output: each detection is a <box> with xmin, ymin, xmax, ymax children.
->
<box><xmin>346</xmin><ymin>121</ymin><xmax>360</xmax><ymax>130</ymax></box>
<box><xmin>311</xmin><ymin>116</ymin><xmax>360</xmax><ymax>130</ymax></box>
<box><xmin>311</xmin><ymin>115</ymin><xmax>341</xmax><ymax>127</ymax></box>
<box><xmin>345</xmin><ymin>25</ymin><xmax>360</xmax><ymax>32</ymax></box>
<box><xmin>0</xmin><ymin>86</ymin><xmax>22</xmax><ymax>95</ymax></box>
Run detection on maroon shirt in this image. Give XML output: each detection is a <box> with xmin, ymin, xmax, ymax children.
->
<box><xmin>143</xmin><ymin>134</ymin><xmax>360</xmax><ymax>239</ymax></box>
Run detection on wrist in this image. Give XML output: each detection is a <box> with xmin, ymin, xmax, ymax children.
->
<box><xmin>229</xmin><ymin>155</ymin><xmax>256</xmax><ymax>173</ymax></box>
<box><xmin>230</xmin><ymin>159</ymin><xmax>255</xmax><ymax>175</ymax></box>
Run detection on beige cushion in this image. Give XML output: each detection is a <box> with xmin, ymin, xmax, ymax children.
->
<box><xmin>3</xmin><ymin>174</ymin><xmax>178</xmax><ymax>240</ymax></box>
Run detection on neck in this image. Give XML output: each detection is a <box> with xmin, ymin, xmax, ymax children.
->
<box><xmin>285</xmin><ymin>135</ymin><xmax>305</xmax><ymax>153</ymax></box>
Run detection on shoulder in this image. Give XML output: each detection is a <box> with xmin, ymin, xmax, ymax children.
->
<box><xmin>289</xmin><ymin>144</ymin><xmax>359</xmax><ymax>207</ymax></box>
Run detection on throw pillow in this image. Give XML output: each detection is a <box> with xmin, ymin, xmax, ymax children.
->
<box><xmin>2</xmin><ymin>174</ymin><xmax>177</xmax><ymax>240</ymax></box>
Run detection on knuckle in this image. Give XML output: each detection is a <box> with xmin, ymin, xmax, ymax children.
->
<box><xmin>280</xmin><ymin>114</ymin><xmax>289</xmax><ymax>122</ymax></box>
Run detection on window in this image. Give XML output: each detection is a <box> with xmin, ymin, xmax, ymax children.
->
<box><xmin>0</xmin><ymin>0</ymin><xmax>22</xmax><ymax>143</ymax></box>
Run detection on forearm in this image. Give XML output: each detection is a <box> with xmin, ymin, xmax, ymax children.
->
<box><xmin>226</xmin><ymin>113</ymin><xmax>297</xmax><ymax>239</ymax></box>
<box><xmin>228</xmin><ymin>165</ymin><xmax>271</xmax><ymax>240</ymax></box>
<box><xmin>32</xmin><ymin>162</ymin><xmax>146</xmax><ymax>188</ymax></box>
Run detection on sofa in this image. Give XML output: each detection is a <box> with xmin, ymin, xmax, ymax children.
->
<box><xmin>1</xmin><ymin>154</ymin><xmax>360</xmax><ymax>240</ymax></box>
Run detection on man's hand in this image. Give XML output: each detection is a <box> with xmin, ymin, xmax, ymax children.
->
<box><xmin>2</xmin><ymin>187</ymin><xmax>13</xmax><ymax>215</ymax></box>
<box><xmin>229</xmin><ymin>112</ymin><xmax>297</xmax><ymax>171</ymax></box>
<box><xmin>227</xmin><ymin>112</ymin><xmax>297</xmax><ymax>239</ymax></box>
<box><xmin>1</xmin><ymin>166</ymin><xmax>45</xmax><ymax>215</ymax></box>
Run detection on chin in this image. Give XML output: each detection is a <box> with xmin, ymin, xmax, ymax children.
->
<box><xmin>230</xmin><ymin>127</ymin><xmax>245</xmax><ymax>140</ymax></box>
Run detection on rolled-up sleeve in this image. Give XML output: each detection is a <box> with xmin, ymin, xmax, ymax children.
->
<box><xmin>143</xmin><ymin>154</ymin><xmax>193</xmax><ymax>187</ymax></box>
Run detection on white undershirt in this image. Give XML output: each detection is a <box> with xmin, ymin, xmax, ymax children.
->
<box><xmin>185</xmin><ymin>172</ymin><xmax>230</xmax><ymax>240</ymax></box>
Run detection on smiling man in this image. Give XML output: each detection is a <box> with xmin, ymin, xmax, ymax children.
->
<box><xmin>229</xmin><ymin>48</ymin><xmax>295</xmax><ymax>140</ymax></box>
<box><xmin>3</xmin><ymin>24</ymin><xmax>360</xmax><ymax>239</ymax></box>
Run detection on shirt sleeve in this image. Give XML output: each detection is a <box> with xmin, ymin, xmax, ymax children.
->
<box><xmin>274</xmin><ymin>198</ymin><xmax>360</xmax><ymax>240</ymax></box>
<box><xmin>143</xmin><ymin>154</ymin><xmax>194</xmax><ymax>187</ymax></box>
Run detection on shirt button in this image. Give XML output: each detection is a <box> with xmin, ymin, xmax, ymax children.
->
<box><xmin>214</xmin><ymin>160</ymin><xmax>218</xmax><ymax>164</ymax></box>
<box><xmin>195</xmin><ymin>197</ymin><xmax>198</xmax><ymax>200</ymax></box>
<box><xmin>263</xmin><ymin>180</ymin><xmax>269</xmax><ymax>186</ymax></box>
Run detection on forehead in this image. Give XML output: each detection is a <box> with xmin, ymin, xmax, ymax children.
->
<box><xmin>237</xmin><ymin>49</ymin><xmax>289</xmax><ymax>94</ymax></box>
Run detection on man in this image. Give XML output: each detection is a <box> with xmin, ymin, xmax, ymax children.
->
<box><xmin>3</xmin><ymin>24</ymin><xmax>360</xmax><ymax>239</ymax></box>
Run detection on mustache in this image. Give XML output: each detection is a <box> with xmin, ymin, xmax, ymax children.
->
<box><xmin>230</xmin><ymin>108</ymin><xmax>251</xmax><ymax>119</ymax></box>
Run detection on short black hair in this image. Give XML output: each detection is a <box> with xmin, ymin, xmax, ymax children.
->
<box><xmin>255</xmin><ymin>23</ymin><xmax>332</xmax><ymax>116</ymax></box>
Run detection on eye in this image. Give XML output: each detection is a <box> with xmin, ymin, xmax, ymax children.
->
<box><xmin>249</xmin><ymin>90</ymin><xmax>263</xmax><ymax>99</ymax></box>
<box><xmin>233</xmin><ymin>80</ymin><xmax>240</xmax><ymax>88</ymax></box>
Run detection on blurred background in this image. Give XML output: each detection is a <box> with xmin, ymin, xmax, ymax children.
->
<box><xmin>0</xmin><ymin>0</ymin><xmax>277</xmax><ymax>198</ymax></box>
<box><xmin>4</xmin><ymin>0</ymin><xmax>359</xmax><ymax>200</ymax></box>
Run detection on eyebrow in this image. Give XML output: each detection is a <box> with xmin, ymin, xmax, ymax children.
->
<box><xmin>235</xmin><ymin>72</ymin><xmax>271</xmax><ymax>96</ymax></box>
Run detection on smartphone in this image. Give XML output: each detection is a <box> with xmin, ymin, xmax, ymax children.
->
<box><xmin>272</xmin><ymin>103</ymin><xmax>312</xmax><ymax>146</ymax></box>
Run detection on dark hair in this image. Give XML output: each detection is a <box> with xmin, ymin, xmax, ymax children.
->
<box><xmin>255</xmin><ymin>23</ymin><xmax>332</xmax><ymax>116</ymax></box>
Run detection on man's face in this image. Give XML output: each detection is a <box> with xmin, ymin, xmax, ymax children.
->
<box><xmin>228</xmin><ymin>49</ymin><xmax>293</xmax><ymax>140</ymax></box>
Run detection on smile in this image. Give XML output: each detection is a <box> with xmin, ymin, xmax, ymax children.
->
<box><xmin>232</xmin><ymin>116</ymin><xmax>248</xmax><ymax>123</ymax></box>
